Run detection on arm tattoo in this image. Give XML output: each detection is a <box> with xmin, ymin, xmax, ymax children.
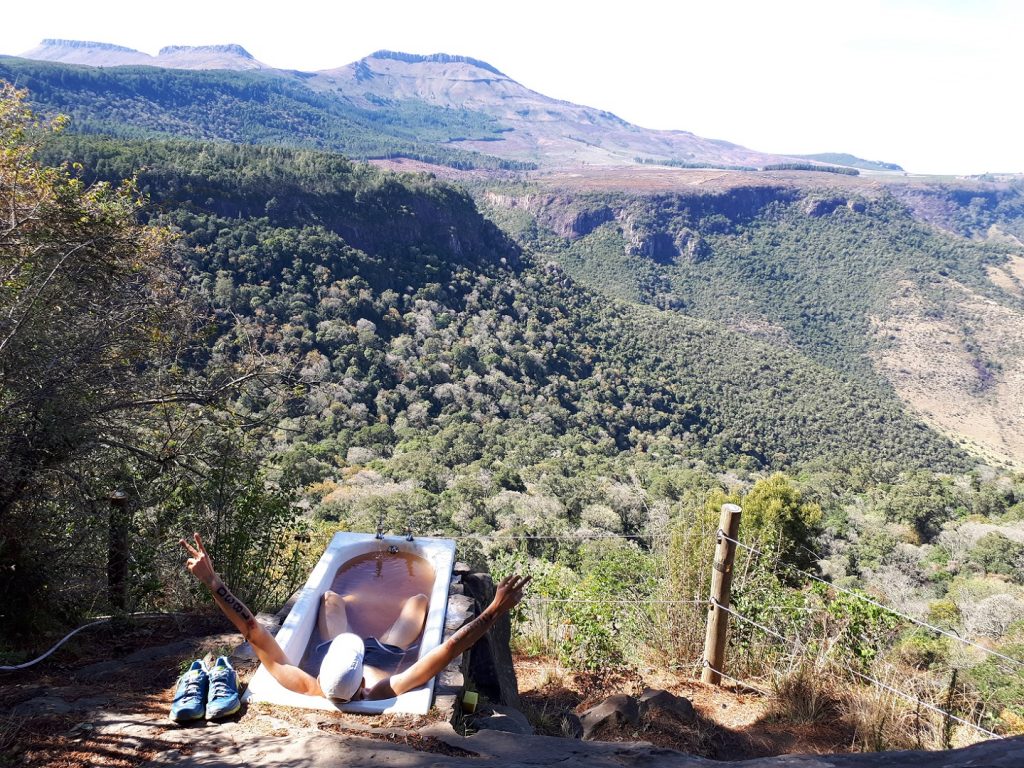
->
<box><xmin>448</xmin><ymin>610</ymin><xmax>497</xmax><ymax>648</ymax></box>
<box><xmin>216</xmin><ymin>582</ymin><xmax>254</xmax><ymax>624</ymax></box>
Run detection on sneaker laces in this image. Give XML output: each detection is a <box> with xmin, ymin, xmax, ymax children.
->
<box><xmin>210</xmin><ymin>672</ymin><xmax>234</xmax><ymax>699</ymax></box>
<box><xmin>181</xmin><ymin>673</ymin><xmax>204</xmax><ymax>700</ymax></box>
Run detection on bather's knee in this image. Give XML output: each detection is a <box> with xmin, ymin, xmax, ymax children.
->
<box><xmin>322</xmin><ymin>590</ymin><xmax>343</xmax><ymax>606</ymax></box>
<box><xmin>409</xmin><ymin>593</ymin><xmax>428</xmax><ymax>609</ymax></box>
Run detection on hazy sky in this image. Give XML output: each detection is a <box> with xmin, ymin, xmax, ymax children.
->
<box><xmin>2</xmin><ymin>0</ymin><xmax>1019</xmax><ymax>175</ymax></box>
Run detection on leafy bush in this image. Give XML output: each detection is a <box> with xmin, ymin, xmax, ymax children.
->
<box><xmin>966</xmin><ymin>533</ymin><xmax>1024</xmax><ymax>582</ymax></box>
<box><xmin>894</xmin><ymin>630</ymin><xmax>949</xmax><ymax>670</ymax></box>
<box><xmin>168</xmin><ymin>452</ymin><xmax>309</xmax><ymax>613</ymax></box>
<box><xmin>739</xmin><ymin>473</ymin><xmax>822</xmax><ymax>573</ymax></box>
<box><xmin>964</xmin><ymin>640</ymin><xmax>1024</xmax><ymax>719</ymax></box>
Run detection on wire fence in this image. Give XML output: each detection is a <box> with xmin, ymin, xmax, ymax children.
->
<box><xmin>717</xmin><ymin>530</ymin><xmax>1024</xmax><ymax>671</ymax></box>
<box><xmin>842</xmin><ymin>664</ymin><xmax>1003</xmax><ymax>741</ymax></box>
<box><xmin>446</xmin><ymin>533</ymin><xmax>675</xmax><ymax>542</ymax></box>
<box><xmin>707</xmin><ymin>528</ymin><xmax>1011</xmax><ymax>741</ymax></box>
<box><xmin>468</xmin><ymin>524</ymin><xmax>1013</xmax><ymax>742</ymax></box>
<box><xmin>525</xmin><ymin>597</ymin><xmax>706</xmax><ymax>606</ymax></box>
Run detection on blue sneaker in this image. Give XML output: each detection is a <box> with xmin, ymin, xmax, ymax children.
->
<box><xmin>205</xmin><ymin>656</ymin><xmax>241</xmax><ymax>720</ymax></box>
<box><xmin>170</xmin><ymin>660</ymin><xmax>209</xmax><ymax>722</ymax></box>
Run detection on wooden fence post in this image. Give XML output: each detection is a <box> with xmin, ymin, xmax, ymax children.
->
<box><xmin>108</xmin><ymin>489</ymin><xmax>129</xmax><ymax>611</ymax></box>
<box><xmin>701</xmin><ymin>503</ymin><xmax>742</xmax><ymax>685</ymax></box>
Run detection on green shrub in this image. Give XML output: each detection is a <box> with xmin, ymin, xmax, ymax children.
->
<box><xmin>926</xmin><ymin>599</ymin><xmax>961</xmax><ymax>630</ymax></box>
<box><xmin>894</xmin><ymin>630</ymin><xmax>949</xmax><ymax>670</ymax></box>
<box><xmin>966</xmin><ymin>533</ymin><xmax>1024</xmax><ymax>583</ymax></box>
<box><xmin>964</xmin><ymin>641</ymin><xmax>1024</xmax><ymax>720</ymax></box>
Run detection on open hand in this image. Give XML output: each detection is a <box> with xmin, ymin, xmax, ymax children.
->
<box><xmin>489</xmin><ymin>574</ymin><xmax>531</xmax><ymax>616</ymax></box>
<box><xmin>180</xmin><ymin>532</ymin><xmax>216</xmax><ymax>587</ymax></box>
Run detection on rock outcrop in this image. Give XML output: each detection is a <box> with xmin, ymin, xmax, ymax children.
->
<box><xmin>461</xmin><ymin>572</ymin><xmax>521</xmax><ymax>708</ymax></box>
<box><xmin>803</xmin><ymin>196</ymin><xmax>847</xmax><ymax>217</ymax></box>
<box><xmin>18</xmin><ymin>39</ymin><xmax>267</xmax><ymax>69</ymax></box>
<box><xmin>639</xmin><ymin>688</ymin><xmax>696</xmax><ymax>723</ymax></box>
<box><xmin>579</xmin><ymin>693</ymin><xmax>640</xmax><ymax>739</ymax></box>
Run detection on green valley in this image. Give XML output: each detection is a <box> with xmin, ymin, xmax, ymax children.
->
<box><xmin>3</xmin><ymin>42</ymin><xmax>1024</xmax><ymax>752</ymax></box>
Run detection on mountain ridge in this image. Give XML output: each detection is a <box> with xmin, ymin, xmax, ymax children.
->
<box><xmin>20</xmin><ymin>38</ymin><xmax>267</xmax><ymax>70</ymax></box>
<box><xmin>11</xmin><ymin>39</ymin><xmax>834</xmax><ymax>170</ymax></box>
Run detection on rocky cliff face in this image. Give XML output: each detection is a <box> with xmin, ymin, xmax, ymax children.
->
<box><xmin>486</xmin><ymin>185</ymin><xmax>797</xmax><ymax>263</ymax></box>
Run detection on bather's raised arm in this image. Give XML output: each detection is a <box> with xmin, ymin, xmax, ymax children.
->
<box><xmin>180</xmin><ymin>533</ymin><xmax>321</xmax><ymax>697</ymax></box>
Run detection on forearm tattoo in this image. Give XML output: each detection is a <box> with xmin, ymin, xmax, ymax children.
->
<box><xmin>449</xmin><ymin>610</ymin><xmax>497</xmax><ymax>649</ymax></box>
<box><xmin>216</xmin><ymin>582</ymin><xmax>254</xmax><ymax>626</ymax></box>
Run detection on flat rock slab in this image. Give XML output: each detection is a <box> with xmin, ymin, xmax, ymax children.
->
<box><xmin>11</xmin><ymin>693</ymin><xmax>111</xmax><ymax>716</ymax></box>
<box><xmin>75</xmin><ymin>640</ymin><xmax>199</xmax><ymax>683</ymax></box>
<box><xmin>134</xmin><ymin>724</ymin><xmax>1024</xmax><ymax>768</ymax></box>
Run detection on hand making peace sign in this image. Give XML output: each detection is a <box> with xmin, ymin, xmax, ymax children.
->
<box><xmin>179</xmin><ymin>532</ymin><xmax>216</xmax><ymax>587</ymax></box>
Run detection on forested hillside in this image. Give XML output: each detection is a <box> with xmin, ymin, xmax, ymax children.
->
<box><xmin>480</xmin><ymin>183</ymin><xmax>1024</xmax><ymax>466</ymax></box>
<box><xmin>38</xmin><ymin>135</ymin><xmax>969</xmax><ymax>478</ymax></box>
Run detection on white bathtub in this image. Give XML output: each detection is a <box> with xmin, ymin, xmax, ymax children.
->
<box><xmin>242</xmin><ymin>532</ymin><xmax>456</xmax><ymax>714</ymax></box>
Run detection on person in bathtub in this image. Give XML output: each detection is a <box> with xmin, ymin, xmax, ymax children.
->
<box><xmin>179</xmin><ymin>533</ymin><xmax>530</xmax><ymax>703</ymax></box>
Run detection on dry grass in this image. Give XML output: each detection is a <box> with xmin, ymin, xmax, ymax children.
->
<box><xmin>840</xmin><ymin>681</ymin><xmax>925</xmax><ymax>752</ymax></box>
<box><xmin>872</xmin><ymin>278</ymin><xmax>1024</xmax><ymax>469</ymax></box>
<box><xmin>0</xmin><ymin>714</ymin><xmax>24</xmax><ymax>756</ymax></box>
<box><xmin>767</xmin><ymin>664</ymin><xmax>839</xmax><ymax>724</ymax></box>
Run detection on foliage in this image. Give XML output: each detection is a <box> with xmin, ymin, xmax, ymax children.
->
<box><xmin>965</xmin><ymin>533</ymin><xmax>1024</xmax><ymax>583</ymax></box>
<box><xmin>152</xmin><ymin>429</ymin><xmax>310</xmax><ymax>614</ymax></box>
<box><xmin>739</xmin><ymin>473</ymin><xmax>822</xmax><ymax>572</ymax></box>
<box><xmin>497</xmin><ymin>540</ymin><xmax>659</xmax><ymax>670</ymax></box>
<box><xmin>964</xmin><ymin>638</ymin><xmax>1024</xmax><ymax>719</ymax></box>
<box><xmin>0</xmin><ymin>86</ymin><xmax>311</xmax><ymax>640</ymax></box>
<box><xmin>510</xmin><ymin>184</ymin><xmax>1014</xmax><ymax>391</ymax></box>
<box><xmin>0</xmin><ymin>83</ymin><xmax>176</xmax><ymax>517</ymax></box>
<box><xmin>26</xmin><ymin>133</ymin><xmax>969</xmax><ymax>486</ymax></box>
<box><xmin>0</xmin><ymin>84</ymin><xmax>181</xmax><ymax>637</ymax></box>
<box><xmin>761</xmin><ymin>162</ymin><xmax>859</xmax><ymax>175</ymax></box>
<box><xmin>878</xmin><ymin>472</ymin><xmax>961</xmax><ymax>543</ymax></box>
<box><xmin>893</xmin><ymin>630</ymin><xmax>949</xmax><ymax>670</ymax></box>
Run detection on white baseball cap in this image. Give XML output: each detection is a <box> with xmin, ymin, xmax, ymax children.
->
<box><xmin>317</xmin><ymin>632</ymin><xmax>364</xmax><ymax>702</ymax></box>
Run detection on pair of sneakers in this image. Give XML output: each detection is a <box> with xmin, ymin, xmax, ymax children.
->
<box><xmin>170</xmin><ymin>656</ymin><xmax>241</xmax><ymax>722</ymax></box>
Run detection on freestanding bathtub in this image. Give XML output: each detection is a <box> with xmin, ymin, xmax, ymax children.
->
<box><xmin>243</xmin><ymin>532</ymin><xmax>456</xmax><ymax>714</ymax></box>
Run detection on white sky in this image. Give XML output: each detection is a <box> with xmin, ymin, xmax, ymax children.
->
<box><xmin>2</xmin><ymin>0</ymin><xmax>1020</xmax><ymax>175</ymax></box>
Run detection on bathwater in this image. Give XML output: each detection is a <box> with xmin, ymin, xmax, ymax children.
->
<box><xmin>299</xmin><ymin>548</ymin><xmax>435</xmax><ymax>673</ymax></box>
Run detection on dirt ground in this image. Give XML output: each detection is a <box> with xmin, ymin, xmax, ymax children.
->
<box><xmin>514</xmin><ymin>659</ymin><xmax>855</xmax><ymax>760</ymax></box>
<box><xmin>0</xmin><ymin>615</ymin><xmax>450</xmax><ymax>767</ymax></box>
<box><xmin>1</xmin><ymin>617</ymin><xmax>856</xmax><ymax>767</ymax></box>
